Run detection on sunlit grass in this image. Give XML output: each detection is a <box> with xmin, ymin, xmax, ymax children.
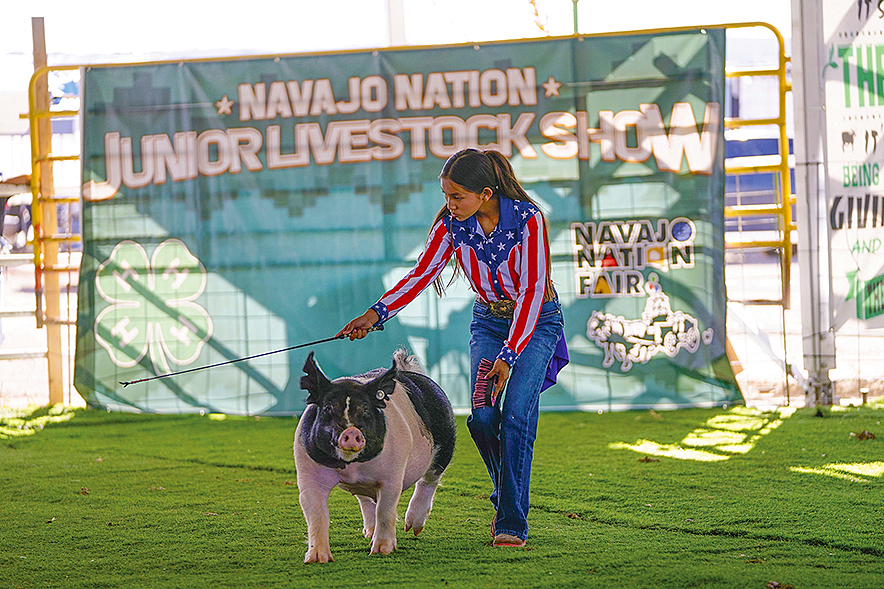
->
<box><xmin>1</xmin><ymin>403</ymin><xmax>882</xmax><ymax>589</ymax></box>
<box><xmin>791</xmin><ymin>461</ymin><xmax>884</xmax><ymax>483</ymax></box>
<box><xmin>609</xmin><ymin>406</ymin><xmax>796</xmax><ymax>461</ymax></box>
<box><xmin>0</xmin><ymin>404</ymin><xmax>76</xmax><ymax>439</ymax></box>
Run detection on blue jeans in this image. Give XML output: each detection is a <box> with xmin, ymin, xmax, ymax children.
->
<box><xmin>466</xmin><ymin>298</ymin><xmax>564</xmax><ymax>541</ymax></box>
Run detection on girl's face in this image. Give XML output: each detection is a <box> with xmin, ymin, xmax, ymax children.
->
<box><xmin>441</xmin><ymin>177</ymin><xmax>492</xmax><ymax>221</ymax></box>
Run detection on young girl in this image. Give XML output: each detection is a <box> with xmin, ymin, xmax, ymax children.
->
<box><xmin>338</xmin><ymin>148</ymin><xmax>567</xmax><ymax>547</ymax></box>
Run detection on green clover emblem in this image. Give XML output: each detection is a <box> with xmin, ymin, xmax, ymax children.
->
<box><xmin>94</xmin><ymin>239</ymin><xmax>213</xmax><ymax>373</ymax></box>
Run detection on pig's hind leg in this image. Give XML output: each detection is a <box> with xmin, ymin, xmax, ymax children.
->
<box><xmin>404</xmin><ymin>470</ymin><xmax>442</xmax><ymax>536</ymax></box>
<box><xmin>356</xmin><ymin>495</ymin><xmax>377</xmax><ymax>539</ymax></box>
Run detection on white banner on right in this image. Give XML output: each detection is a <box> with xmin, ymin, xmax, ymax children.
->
<box><xmin>823</xmin><ymin>0</ymin><xmax>884</xmax><ymax>330</ymax></box>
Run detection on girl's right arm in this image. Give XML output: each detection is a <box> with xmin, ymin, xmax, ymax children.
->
<box><xmin>338</xmin><ymin>219</ymin><xmax>453</xmax><ymax>339</ymax></box>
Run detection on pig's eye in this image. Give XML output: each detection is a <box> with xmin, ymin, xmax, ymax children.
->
<box><xmin>376</xmin><ymin>391</ymin><xmax>385</xmax><ymax>400</ymax></box>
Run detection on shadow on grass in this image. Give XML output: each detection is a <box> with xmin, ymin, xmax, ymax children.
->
<box><xmin>1</xmin><ymin>404</ymin><xmax>883</xmax><ymax>588</ymax></box>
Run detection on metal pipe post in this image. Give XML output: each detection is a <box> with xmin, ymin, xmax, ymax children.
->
<box><xmin>791</xmin><ymin>0</ymin><xmax>835</xmax><ymax>405</ymax></box>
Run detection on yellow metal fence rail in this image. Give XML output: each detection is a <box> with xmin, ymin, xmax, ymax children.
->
<box><xmin>723</xmin><ymin>22</ymin><xmax>795</xmax><ymax>307</ymax></box>
<box><xmin>23</xmin><ymin>23</ymin><xmax>794</xmax><ymax>405</ymax></box>
<box><xmin>27</xmin><ymin>64</ymin><xmax>81</xmax><ymax>404</ymax></box>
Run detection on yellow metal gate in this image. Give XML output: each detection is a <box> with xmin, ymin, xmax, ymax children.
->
<box><xmin>18</xmin><ymin>23</ymin><xmax>795</xmax><ymax>406</ymax></box>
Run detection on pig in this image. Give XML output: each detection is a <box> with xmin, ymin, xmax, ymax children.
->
<box><xmin>293</xmin><ymin>349</ymin><xmax>456</xmax><ymax>563</ymax></box>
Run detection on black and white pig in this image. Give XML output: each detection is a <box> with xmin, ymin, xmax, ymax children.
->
<box><xmin>293</xmin><ymin>349</ymin><xmax>456</xmax><ymax>563</ymax></box>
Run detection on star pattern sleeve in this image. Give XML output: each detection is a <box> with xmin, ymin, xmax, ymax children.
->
<box><xmin>370</xmin><ymin>219</ymin><xmax>454</xmax><ymax>323</ymax></box>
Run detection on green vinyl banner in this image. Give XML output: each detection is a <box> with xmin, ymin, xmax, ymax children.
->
<box><xmin>75</xmin><ymin>30</ymin><xmax>742</xmax><ymax>414</ymax></box>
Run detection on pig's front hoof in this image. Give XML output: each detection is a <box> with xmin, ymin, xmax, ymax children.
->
<box><xmin>362</xmin><ymin>525</ymin><xmax>375</xmax><ymax>539</ymax></box>
<box><xmin>404</xmin><ymin>521</ymin><xmax>424</xmax><ymax>536</ymax></box>
<box><xmin>304</xmin><ymin>547</ymin><xmax>334</xmax><ymax>564</ymax></box>
<box><xmin>369</xmin><ymin>538</ymin><xmax>396</xmax><ymax>555</ymax></box>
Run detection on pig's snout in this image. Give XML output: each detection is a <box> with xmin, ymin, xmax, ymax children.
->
<box><xmin>338</xmin><ymin>427</ymin><xmax>365</xmax><ymax>452</ymax></box>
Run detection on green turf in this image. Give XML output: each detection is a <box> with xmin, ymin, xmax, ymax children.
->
<box><xmin>1</xmin><ymin>402</ymin><xmax>882</xmax><ymax>589</ymax></box>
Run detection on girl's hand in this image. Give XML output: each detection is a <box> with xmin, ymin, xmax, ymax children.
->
<box><xmin>486</xmin><ymin>359</ymin><xmax>510</xmax><ymax>397</ymax></box>
<box><xmin>336</xmin><ymin>309</ymin><xmax>380</xmax><ymax>340</ymax></box>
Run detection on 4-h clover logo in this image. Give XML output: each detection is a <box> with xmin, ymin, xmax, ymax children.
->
<box><xmin>94</xmin><ymin>239</ymin><xmax>213</xmax><ymax>374</ymax></box>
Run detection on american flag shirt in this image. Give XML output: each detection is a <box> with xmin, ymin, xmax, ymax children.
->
<box><xmin>370</xmin><ymin>197</ymin><xmax>550</xmax><ymax>367</ymax></box>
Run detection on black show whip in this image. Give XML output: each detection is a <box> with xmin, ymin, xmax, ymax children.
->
<box><xmin>119</xmin><ymin>325</ymin><xmax>383</xmax><ymax>387</ymax></box>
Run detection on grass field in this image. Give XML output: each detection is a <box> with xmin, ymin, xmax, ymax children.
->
<box><xmin>1</xmin><ymin>402</ymin><xmax>882</xmax><ymax>589</ymax></box>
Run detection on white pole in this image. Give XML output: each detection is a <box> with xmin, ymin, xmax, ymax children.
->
<box><xmin>387</xmin><ymin>0</ymin><xmax>406</xmax><ymax>47</ymax></box>
<box><xmin>791</xmin><ymin>0</ymin><xmax>835</xmax><ymax>405</ymax></box>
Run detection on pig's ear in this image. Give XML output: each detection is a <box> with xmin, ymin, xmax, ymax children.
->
<box><xmin>300</xmin><ymin>351</ymin><xmax>332</xmax><ymax>405</ymax></box>
<box><xmin>367</xmin><ymin>364</ymin><xmax>398</xmax><ymax>406</ymax></box>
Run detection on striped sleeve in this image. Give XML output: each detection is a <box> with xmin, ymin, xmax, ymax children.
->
<box><xmin>371</xmin><ymin>219</ymin><xmax>453</xmax><ymax>323</ymax></box>
<box><xmin>498</xmin><ymin>210</ymin><xmax>548</xmax><ymax>365</ymax></box>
